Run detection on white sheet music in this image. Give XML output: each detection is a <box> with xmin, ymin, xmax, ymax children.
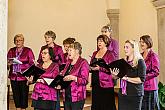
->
<box><xmin>8</xmin><ymin>58</ymin><xmax>23</xmax><ymax>64</ymax></box>
<box><xmin>43</xmin><ymin>78</ymin><xmax>54</xmax><ymax>85</ymax></box>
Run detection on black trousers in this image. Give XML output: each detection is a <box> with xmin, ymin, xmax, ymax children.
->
<box><xmin>141</xmin><ymin>90</ymin><xmax>160</xmax><ymax>110</ymax></box>
<box><xmin>11</xmin><ymin>80</ymin><xmax>29</xmax><ymax>109</ymax></box>
<box><xmin>64</xmin><ymin>100</ymin><xmax>85</xmax><ymax>110</ymax></box>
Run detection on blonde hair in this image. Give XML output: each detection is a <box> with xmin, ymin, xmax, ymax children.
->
<box><xmin>69</xmin><ymin>42</ymin><xmax>82</xmax><ymax>55</ymax></box>
<box><xmin>125</xmin><ymin>40</ymin><xmax>143</xmax><ymax>67</ymax></box>
<box><xmin>14</xmin><ymin>34</ymin><xmax>24</xmax><ymax>44</ymax></box>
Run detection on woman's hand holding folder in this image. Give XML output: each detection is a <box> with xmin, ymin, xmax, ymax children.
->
<box><xmin>26</xmin><ymin>76</ymin><xmax>34</xmax><ymax>85</ymax></box>
<box><xmin>55</xmin><ymin>85</ymin><xmax>61</xmax><ymax>90</ymax></box>
<box><xmin>110</xmin><ymin>68</ymin><xmax>120</xmax><ymax>79</ymax></box>
<box><xmin>36</xmin><ymin>78</ymin><xmax>45</xmax><ymax>83</ymax></box>
<box><xmin>90</xmin><ymin>65</ymin><xmax>100</xmax><ymax>71</ymax></box>
<box><xmin>63</xmin><ymin>75</ymin><xmax>77</xmax><ymax>82</ymax></box>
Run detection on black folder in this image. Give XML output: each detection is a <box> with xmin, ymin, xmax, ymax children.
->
<box><xmin>48</xmin><ymin>75</ymin><xmax>72</xmax><ymax>89</ymax></box>
<box><xmin>108</xmin><ymin>59</ymin><xmax>133</xmax><ymax>78</ymax></box>
<box><xmin>22</xmin><ymin>64</ymin><xmax>45</xmax><ymax>82</ymax></box>
<box><xmin>90</xmin><ymin>58</ymin><xmax>133</xmax><ymax>78</ymax></box>
<box><xmin>59</xmin><ymin>64</ymin><xmax>66</xmax><ymax>71</ymax></box>
<box><xmin>90</xmin><ymin>58</ymin><xmax>110</xmax><ymax>70</ymax></box>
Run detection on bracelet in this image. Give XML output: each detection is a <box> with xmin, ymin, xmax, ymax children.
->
<box><xmin>126</xmin><ymin>76</ymin><xmax>128</xmax><ymax>81</ymax></box>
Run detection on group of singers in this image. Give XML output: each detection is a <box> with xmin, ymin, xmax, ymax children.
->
<box><xmin>7</xmin><ymin>25</ymin><xmax>160</xmax><ymax>110</ymax></box>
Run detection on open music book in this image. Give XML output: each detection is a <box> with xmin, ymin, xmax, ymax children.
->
<box><xmin>90</xmin><ymin>58</ymin><xmax>133</xmax><ymax>78</ymax></box>
<box><xmin>43</xmin><ymin>75</ymin><xmax>72</xmax><ymax>89</ymax></box>
<box><xmin>21</xmin><ymin>64</ymin><xmax>45</xmax><ymax>82</ymax></box>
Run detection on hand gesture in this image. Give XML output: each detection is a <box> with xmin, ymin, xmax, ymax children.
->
<box><xmin>90</xmin><ymin>65</ymin><xmax>100</xmax><ymax>71</ymax></box>
<box><xmin>55</xmin><ymin>85</ymin><xmax>61</xmax><ymax>90</ymax></box>
<box><xmin>110</xmin><ymin>68</ymin><xmax>119</xmax><ymax>79</ymax></box>
<box><xmin>37</xmin><ymin>78</ymin><xmax>45</xmax><ymax>83</ymax></box>
<box><xmin>26</xmin><ymin>76</ymin><xmax>34</xmax><ymax>85</ymax></box>
<box><xmin>63</xmin><ymin>75</ymin><xmax>77</xmax><ymax>81</ymax></box>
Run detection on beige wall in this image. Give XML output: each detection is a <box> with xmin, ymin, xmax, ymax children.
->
<box><xmin>8</xmin><ymin>0</ymin><xmax>161</xmax><ymax>91</ymax></box>
<box><xmin>106</xmin><ymin>0</ymin><xmax>120</xmax><ymax>9</ymax></box>
<box><xmin>8</xmin><ymin>0</ymin><xmax>110</xmax><ymax>92</ymax></box>
<box><xmin>8</xmin><ymin>0</ymin><xmax>109</xmax><ymax>62</ymax></box>
<box><xmin>119</xmin><ymin>0</ymin><xmax>158</xmax><ymax>58</ymax></box>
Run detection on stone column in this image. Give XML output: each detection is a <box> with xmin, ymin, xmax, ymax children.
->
<box><xmin>106</xmin><ymin>9</ymin><xmax>120</xmax><ymax>89</ymax></box>
<box><xmin>153</xmin><ymin>0</ymin><xmax>165</xmax><ymax>83</ymax></box>
<box><xmin>0</xmin><ymin>0</ymin><xmax>8</xmax><ymax>109</ymax></box>
<box><xmin>106</xmin><ymin>9</ymin><xmax>119</xmax><ymax>41</ymax></box>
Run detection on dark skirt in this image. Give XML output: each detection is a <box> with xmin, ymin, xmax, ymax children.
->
<box><xmin>91</xmin><ymin>69</ymin><xmax>116</xmax><ymax>110</ymax></box>
<box><xmin>118</xmin><ymin>94</ymin><xmax>143</xmax><ymax>110</ymax></box>
<box><xmin>64</xmin><ymin>100</ymin><xmax>85</xmax><ymax>110</ymax></box>
<box><xmin>141</xmin><ymin>90</ymin><xmax>160</xmax><ymax>110</ymax></box>
<box><xmin>32</xmin><ymin>98</ymin><xmax>56</xmax><ymax>110</ymax></box>
<box><xmin>91</xmin><ymin>85</ymin><xmax>116</xmax><ymax>110</ymax></box>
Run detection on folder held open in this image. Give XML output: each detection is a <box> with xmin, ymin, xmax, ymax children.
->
<box><xmin>44</xmin><ymin>75</ymin><xmax>72</xmax><ymax>89</ymax></box>
<box><xmin>22</xmin><ymin>64</ymin><xmax>45</xmax><ymax>82</ymax></box>
<box><xmin>90</xmin><ymin>58</ymin><xmax>133</xmax><ymax>78</ymax></box>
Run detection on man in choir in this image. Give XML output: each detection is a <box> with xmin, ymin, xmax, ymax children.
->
<box><xmin>7</xmin><ymin>34</ymin><xmax>35</xmax><ymax>110</ymax></box>
<box><xmin>62</xmin><ymin>42</ymin><xmax>89</xmax><ymax>110</ymax></box>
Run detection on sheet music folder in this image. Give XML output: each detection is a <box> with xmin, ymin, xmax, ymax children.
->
<box><xmin>59</xmin><ymin>64</ymin><xmax>66</xmax><ymax>71</ymax></box>
<box><xmin>45</xmin><ymin>75</ymin><xmax>72</xmax><ymax>89</ymax></box>
<box><xmin>90</xmin><ymin>58</ymin><xmax>133</xmax><ymax>78</ymax></box>
<box><xmin>22</xmin><ymin>64</ymin><xmax>45</xmax><ymax>82</ymax></box>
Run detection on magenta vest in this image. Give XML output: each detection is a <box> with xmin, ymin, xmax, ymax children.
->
<box><xmin>7</xmin><ymin>47</ymin><xmax>35</xmax><ymax>81</ymax></box>
<box><xmin>62</xmin><ymin>57</ymin><xmax>89</xmax><ymax>102</ymax></box>
<box><xmin>31</xmin><ymin>62</ymin><xmax>59</xmax><ymax>101</ymax></box>
<box><xmin>90</xmin><ymin>50</ymin><xmax>117</xmax><ymax>88</ymax></box>
<box><xmin>143</xmin><ymin>49</ymin><xmax>160</xmax><ymax>91</ymax></box>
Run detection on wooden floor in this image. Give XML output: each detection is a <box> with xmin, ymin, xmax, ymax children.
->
<box><xmin>9</xmin><ymin>92</ymin><xmax>118</xmax><ymax>110</ymax></box>
<box><xmin>9</xmin><ymin>92</ymin><xmax>92</xmax><ymax>110</ymax></box>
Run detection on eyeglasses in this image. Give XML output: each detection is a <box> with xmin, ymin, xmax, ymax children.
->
<box><xmin>15</xmin><ymin>40</ymin><xmax>23</xmax><ymax>42</ymax></box>
<box><xmin>41</xmin><ymin>52</ymin><xmax>49</xmax><ymax>55</ymax></box>
<box><xmin>139</xmin><ymin>41</ymin><xmax>145</xmax><ymax>44</ymax></box>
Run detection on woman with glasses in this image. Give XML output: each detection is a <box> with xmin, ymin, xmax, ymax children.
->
<box><xmin>139</xmin><ymin>35</ymin><xmax>160</xmax><ymax>110</ymax></box>
<box><xmin>37</xmin><ymin>30</ymin><xmax>64</xmax><ymax>110</ymax></box>
<box><xmin>30</xmin><ymin>46</ymin><xmax>59</xmax><ymax>110</ymax></box>
<box><xmin>7</xmin><ymin>34</ymin><xmax>35</xmax><ymax>110</ymax></box>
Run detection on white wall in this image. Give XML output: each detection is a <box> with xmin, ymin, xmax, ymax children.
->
<box><xmin>106</xmin><ymin>0</ymin><xmax>120</xmax><ymax>9</ymax></box>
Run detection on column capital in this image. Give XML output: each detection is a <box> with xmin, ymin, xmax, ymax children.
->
<box><xmin>106</xmin><ymin>9</ymin><xmax>120</xmax><ymax>19</ymax></box>
<box><xmin>152</xmin><ymin>0</ymin><xmax>165</xmax><ymax>9</ymax></box>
